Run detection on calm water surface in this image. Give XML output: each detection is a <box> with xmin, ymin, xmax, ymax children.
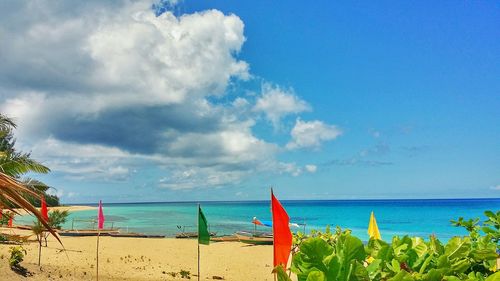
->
<box><xmin>17</xmin><ymin>199</ymin><xmax>500</xmax><ymax>241</ymax></box>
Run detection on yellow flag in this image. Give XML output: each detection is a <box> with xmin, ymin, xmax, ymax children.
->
<box><xmin>368</xmin><ymin>211</ymin><xmax>381</xmax><ymax>240</ymax></box>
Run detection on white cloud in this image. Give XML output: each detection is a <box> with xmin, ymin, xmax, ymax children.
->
<box><xmin>28</xmin><ymin>137</ymin><xmax>146</xmax><ymax>181</ymax></box>
<box><xmin>253</xmin><ymin>83</ymin><xmax>310</xmax><ymax>127</ymax></box>
<box><xmin>0</xmin><ymin>1</ymin><xmax>341</xmax><ymax>191</ymax></box>
<box><xmin>490</xmin><ymin>185</ymin><xmax>500</xmax><ymax>191</ymax></box>
<box><xmin>279</xmin><ymin>162</ymin><xmax>302</xmax><ymax>177</ymax></box>
<box><xmin>305</xmin><ymin>164</ymin><xmax>317</xmax><ymax>173</ymax></box>
<box><xmin>286</xmin><ymin>118</ymin><xmax>342</xmax><ymax>150</ymax></box>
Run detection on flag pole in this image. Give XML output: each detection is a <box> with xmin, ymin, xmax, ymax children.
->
<box><xmin>271</xmin><ymin>188</ymin><xmax>277</xmax><ymax>281</ymax></box>
<box><xmin>96</xmin><ymin>229</ymin><xmax>100</xmax><ymax>281</ymax></box>
<box><xmin>197</xmin><ymin>204</ymin><xmax>200</xmax><ymax>281</ymax></box>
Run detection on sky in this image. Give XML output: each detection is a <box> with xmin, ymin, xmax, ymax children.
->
<box><xmin>0</xmin><ymin>0</ymin><xmax>498</xmax><ymax>203</ymax></box>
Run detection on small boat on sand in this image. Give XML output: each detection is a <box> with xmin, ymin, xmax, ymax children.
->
<box><xmin>109</xmin><ymin>232</ymin><xmax>165</xmax><ymax>238</ymax></box>
<box><xmin>235</xmin><ymin>231</ymin><xmax>273</xmax><ymax>245</ymax></box>
<box><xmin>210</xmin><ymin>235</ymin><xmax>239</xmax><ymax>242</ymax></box>
<box><xmin>175</xmin><ymin>231</ymin><xmax>216</xmax><ymax>239</ymax></box>
<box><xmin>59</xmin><ymin>229</ymin><xmax>120</xmax><ymax>237</ymax></box>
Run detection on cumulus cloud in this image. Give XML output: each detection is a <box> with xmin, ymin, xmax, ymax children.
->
<box><xmin>305</xmin><ymin>164</ymin><xmax>317</xmax><ymax>173</ymax></box>
<box><xmin>286</xmin><ymin>118</ymin><xmax>342</xmax><ymax>150</ymax></box>
<box><xmin>0</xmin><ymin>0</ymin><xmax>341</xmax><ymax>190</ymax></box>
<box><xmin>253</xmin><ymin>83</ymin><xmax>310</xmax><ymax>127</ymax></box>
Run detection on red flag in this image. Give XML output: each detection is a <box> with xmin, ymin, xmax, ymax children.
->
<box><xmin>97</xmin><ymin>200</ymin><xmax>105</xmax><ymax>230</ymax></box>
<box><xmin>8</xmin><ymin>216</ymin><xmax>13</xmax><ymax>227</ymax></box>
<box><xmin>41</xmin><ymin>197</ymin><xmax>49</xmax><ymax>222</ymax></box>
<box><xmin>271</xmin><ymin>190</ymin><xmax>292</xmax><ymax>268</ymax></box>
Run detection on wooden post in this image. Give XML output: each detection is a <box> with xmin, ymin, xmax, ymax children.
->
<box><xmin>197</xmin><ymin>204</ymin><xmax>200</xmax><ymax>281</ymax></box>
<box><xmin>96</xmin><ymin>230</ymin><xmax>100</xmax><ymax>281</ymax></box>
<box><xmin>197</xmin><ymin>239</ymin><xmax>200</xmax><ymax>281</ymax></box>
<box><xmin>38</xmin><ymin>234</ymin><xmax>42</xmax><ymax>267</ymax></box>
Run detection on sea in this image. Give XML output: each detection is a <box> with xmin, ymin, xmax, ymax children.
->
<box><xmin>17</xmin><ymin>198</ymin><xmax>500</xmax><ymax>241</ymax></box>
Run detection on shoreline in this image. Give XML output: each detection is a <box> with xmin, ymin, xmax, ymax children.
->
<box><xmin>11</xmin><ymin>205</ymin><xmax>96</xmax><ymax>216</ymax></box>
<box><xmin>0</xmin><ymin>227</ymin><xmax>281</xmax><ymax>281</ymax></box>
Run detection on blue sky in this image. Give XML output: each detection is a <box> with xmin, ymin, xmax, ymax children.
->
<box><xmin>0</xmin><ymin>0</ymin><xmax>498</xmax><ymax>203</ymax></box>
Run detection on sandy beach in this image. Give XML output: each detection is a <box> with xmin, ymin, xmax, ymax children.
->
<box><xmin>12</xmin><ymin>205</ymin><xmax>96</xmax><ymax>216</ymax></box>
<box><xmin>0</xmin><ymin>227</ymin><xmax>280</xmax><ymax>281</ymax></box>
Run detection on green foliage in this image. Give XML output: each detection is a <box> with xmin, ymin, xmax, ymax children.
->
<box><xmin>290</xmin><ymin>232</ymin><xmax>367</xmax><ymax>281</ymax></box>
<box><xmin>8</xmin><ymin>246</ymin><xmax>26</xmax><ymax>268</ymax></box>
<box><xmin>32</xmin><ymin>220</ymin><xmax>45</xmax><ymax>236</ymax></box>
<box><xmin>48</xmin><ymin>210</ymin><xmax>69</xmax><ymax>229</ymax></box>
<box><xmin>288</xmin><ymin>211</ymin><xmax>499</xmax><ymax>281</ymax></box>
<box><xmin>0</xmin><ymin>113</ymin><xmax>59</xmax><ymax>208</ymax></box>
<box><xmin>0</xmin><ymin>211</ymin><xmax>13</xmax><ymax>225</ymax></box>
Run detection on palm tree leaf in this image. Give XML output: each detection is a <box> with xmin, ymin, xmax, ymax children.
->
<box><xmin>0</xmin><ymin>172</ymin><xmax>62</xmax><ymax>245</ymax></box>
<box><xmin>0</xmin><ymin>152</ymin><xmax>50</xmax><ymax>177</ymax></box>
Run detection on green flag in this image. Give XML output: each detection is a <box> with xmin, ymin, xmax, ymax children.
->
<box><xmin>198</xmin><ymin>205</ymin><xmax>210</xmax><ymax>245</ymax></box>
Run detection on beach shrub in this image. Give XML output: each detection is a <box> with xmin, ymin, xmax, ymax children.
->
<box><xmin>8</xmin><ymin>246</ymin><xmax>26</xmax><ymax>268</ymax></box>
<box><xmin>48</xmin><ymin>210</ymin><xmax>69</xmax><ymax>229</ymax></box>
<box><xmin>281</xmin><ymin>210</ymin><xmax>499</xmax><ymax>281</ymax></box>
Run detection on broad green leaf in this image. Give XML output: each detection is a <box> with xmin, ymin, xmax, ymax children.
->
<box><xmin>429</xmin><ymin>236</ymin><xmax>445</xmax><ymax>255</ymax></box>
<box><xmin>275</xmin><ymin>265</ymin><xmax>293</xmax><ymax>281</ymax></box>
<box><xmin>306</xmin><ymin>271</ymin><xmax>326</xmax><ymax>281</ymax></box>
<box><xmin>387</xmin><ymin>270</ymin><xmax>415</xmax><ymax>281</ymax></box>
<box><xmin>418</xmin><ymin>255</ymin><xmax>434</xmax><ymax>274</ymax></box>
<box><xmin>425</xmin><ymin>269</ymin><xmax>447</xmax><ymax>281</ymax></box>
<box><xmin>445</xmin><ymin>237</ymin><xmax>471</xmax><ymax>260</ymax></box>
<box><xmin>301</xmin><ymin>238</ymin><xmax>333</xmax><ymax>264</ymax></box>
<box><xmin>366</xmin><ymin>259</ymin><xmax>382</xmax><ymax>275</ymax></box>
<box><xmin>337</xmin><ymin>234</ymin><xmax>366</xmax><ymax>263</ymax></box>
<box><xmin>437</xmin><ymin>255</ymin><xmax>451</xmax><ymax>269</ymax></box>
<box><xmin>392</xmin><ymin>259</ymin><xmax>401</xmax><ymax>273</ymax></box>
<box><xmin>470</xmin><ymin>249</ymin><xmax>497</xmax><ymax>261</ymax></box>
<box><xmin>450</xmin><ymin>258</ymin><xmax>470</xmax><ymax>274</ymax></box>
<box><xmin>325</xmin><ymin>254</ymin><xmax>341</xmax><ymax>280</ymax></box>
<box><xmin>350</xmin><ymin>261</ymin><xmax>370</xmax><ymax>281</ymax></box>
<box><xmin>485</xmin><ymin>271</ymin><xmax>500</xmax><ymax>281</ymax></box>
<box><xmin>411</xmin><ymin>237</ymin><xmax>429</xmax><ymax>257</ymax></box>
<box><xmin>442</xmin><ymin>276</ymin><xmax>461</xmax><ymax>281</ymax></box>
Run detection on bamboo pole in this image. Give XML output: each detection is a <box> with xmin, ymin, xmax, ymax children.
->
<box><xmin>38</xmin><ymin>234</ymin><xmax>42</xmax><ymax>267</ymax></box>
<box><xmin>197</xmin><ymin>204</ymin><xmax>200</xmax><ymax>281</ymax></box>
<box><xmin>197</xmin><ymin>239</ymin><xmax>200</xmax><ymax>281</ymax></box>
<box><xmin>96</xmin><ymin>230</ymin><xmax>100</xmax><ymax>281</ymax></box>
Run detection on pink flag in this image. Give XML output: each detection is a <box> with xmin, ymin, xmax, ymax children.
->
<box><xmin>97</xmin><ymin>200</ymin><xmax>105</xmax><ymax>230</ymax></box>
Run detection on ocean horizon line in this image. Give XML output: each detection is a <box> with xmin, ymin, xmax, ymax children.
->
<box><xmin>66</xmin><ymin>197</ymin><xmax>500</xmax><ymax>206</ymax></box>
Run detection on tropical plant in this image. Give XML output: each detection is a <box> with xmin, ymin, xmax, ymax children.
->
<box><xmin>278</xmin><ymin>211</ymin><xmax>500</xmax><ymax>281</ymax></box>
<box><xmin>0</xmin><ymin>173</ymin><xmax>59</xmax><ymax>241</ymax></box>
<box><xmin>0</xmin><ymin>114</ymin><xmax>60</xmax><ymax>243</ymax></box>
<box><xmin>32</xmin><ymin>220</ymin><xmax>44</xmax><ymax>266</ymax></box>
<box><xmin>0</xmin><ymin>114</ymin><xmax>59</xmax><ymax>208</ymax></box>
<box><xmin>48</xmin><ymin>210</ymin><xmax>69</xmax><ymax>230</ymax></box>
<box><xmin>0</xmin><ymin>114</ymin><xmax>50</xmax><ymax>178</ymax></box>
<box><xmin>8</xmin><ymin>245</ymin><xmax>26</xmax><ymax>268</ymax></box>
<box><xmin>40</xmin><ymin>210</ymin><xmax>70</xmax><ymax>246</ymax></box>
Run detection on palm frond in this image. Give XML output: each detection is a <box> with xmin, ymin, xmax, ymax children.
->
<box><xmin>0</xmin><ymin>152</ymin><xmax>50</xmax><ymax>177</ymax></box>
<box><xmin>0</xmin><ymin>114</ymin><xmax>16</xmax><ymax>132</ymax></box>
<box><xmin>0</xmin><ymin>172</ymin><xmax>61</xmax><ymax>245</ymax></box>
<box><xmin>22</xmin><ymin>178</ymin><xmax>51</xmax><ymax>193</ymax></box>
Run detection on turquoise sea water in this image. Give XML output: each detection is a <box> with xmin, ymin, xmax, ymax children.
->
<box><xmin>17</xmin><ymin>199</ymin><xmax>500</xmax><ymax>241</ymax></box>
